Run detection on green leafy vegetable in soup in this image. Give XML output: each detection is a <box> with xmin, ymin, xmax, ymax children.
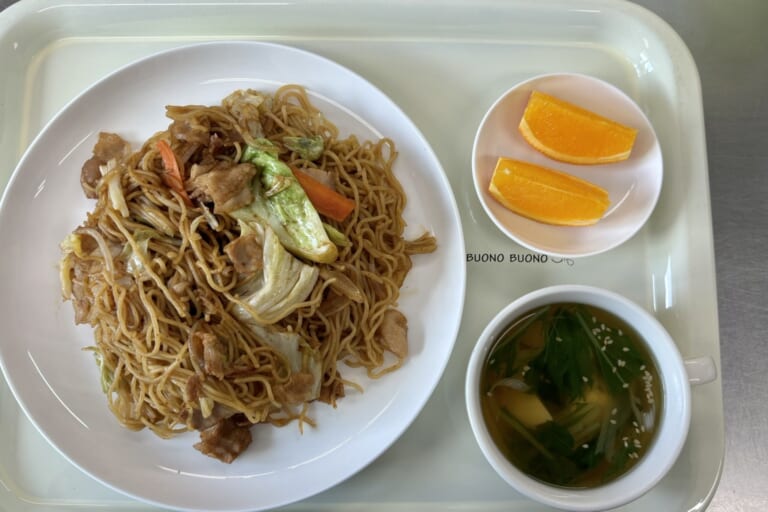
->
<box><xmin>480</xmin><ymin>303</ymin><xmax>661</xmax><ymax>488</ymax></box>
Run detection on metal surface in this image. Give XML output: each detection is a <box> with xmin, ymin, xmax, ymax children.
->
<box><xmin>632</xmin><ymin>2</ymin><xmax>768</xmax><ymax>510</ymax></box>
<box><xmin>0</xmin><ymin>0</ymin><xmax>766</xmax><ymax>510</ymax></box>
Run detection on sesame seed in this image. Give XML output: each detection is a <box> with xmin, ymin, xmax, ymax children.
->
<box><xmin>612</xmin><ymin>408</ymin><xmax>618</xmax><ymax>415</ymax></box>
<box><xmin>601</xmin><ymin>323</ymin><xmax>607</xmax><ymax>330</ymax></box>
<box><xmin>610</xmin><ymin>419</ymin><xmax>617</xmax><ymax>425</ymax></box>
<box><xmin>617</xmin><ymin>359</ymin><xmax>626</xmax><ymax>367</ymax></box>
<box><xmin>622</xmin><ymin>347</ymin><xmax>630</xmax><ymax>352</ymax></box>
<box><xmin>582</xmin><ymin>376</ymin><xmax>589</xmax><ymax>382</ymax></box>
<box><xmin>640</xmin><ymin>365</ymin><xmax>646</xmax><ymax>371</ymax></box>
<box><xmin>556</xmin><ymin>336</ymin><xmax>563</xmax><ymax>342</ymax></box>
<box><xmin>582</xmin><ymin>444</ymin><xmax>589</xmax><ymax>449</ymax></box>
<box><xmin>592</xmin><ymin>316</ymin><xmax>597</xmax><ymax>323</ymax></box>
<box><xmin>622</xmin><ymin>383</ymin><xmax>629</xmax><ymax>389</ymax></box>
<box><xmin>618</xmin><ymin>329</ymin><xmax>624</xmax><ymax>336</ymax></box>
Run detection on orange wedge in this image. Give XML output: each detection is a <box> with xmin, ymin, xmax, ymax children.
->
<box><xmin>519</xmin><ymin>90</ymin><xmax>638</xmax><ymax>165</ymax></box>
<box><xmin>489</xmin><ymin>158</ymin><xmax>610</xmax><ymax>226</ymax></box>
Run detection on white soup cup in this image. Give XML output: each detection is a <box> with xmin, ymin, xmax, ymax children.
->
<box><xmin>465</xmin><ymin>285</ymin><xmax>716</xmax><ymax>511</ymax></box>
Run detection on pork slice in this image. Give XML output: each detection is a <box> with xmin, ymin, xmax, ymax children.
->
<box><xmin>189</xmin><ymin>329</ymin><xmax>228</xmax><ymax>379</ymax></box>
<box><xmin>189</xmin><ymin>163</ymin><xmax>214</xmax><ymax>180</ymax></box>
<box><xmin>187</xmin><ymin>402</ymin><xmax>240</xmax><ymax>431</ymax></box>
<box><xmin>274</xmin><ymin>372</ymin><xmax>316</xmax><ymax>405</ymax></box>
<box><xmin>176</xmin><ymin>142</ymin><xmax>201</xmax><ymax>166</ymax></box>
<box><xmin>81</xmin><ymin>133</ymin><xmax>131</xmax><ymax>199</ymax></box>
<box><xmin>92</xmin><ymin>132</ymin><xmax>130</xmax><ymax>162</ymax></box>
<box><xmin>223</xmin><ymin>234</ymin><xmax>263</xmax><ymax>274</ymax></box>
<box><xmin>189</xmin><ymin>163</ymin><xmax>256</xmax><ymax>213</ymax></box>
<box><xmin>318</xmin><ymin>378</ymin><xmax>346</xmax><ymax>405</ymax></box>
<box><xmin>80</xmin><ymin>157</ymin><xmax>102</xmax><ymax>199</ymax></box>
<box><xmin>378</xmin><ymin>309</ymin><xmax>408</xmax><ymax>359</ymax></box>
<box><xmin>193</xmin><ymin>417</ymin><xmax>252</xmax><ymax>463</ymax></box>
<box><xmin>203</xmin><ymin>335</ymin><xmax>227</xmax><ymax>379</ymax></box>
<box><xmin>169</xmin><ymin>118</ymin><xmax>210</xmax><ymax>145</ymax></box>
<box><xmin>185</xmin><ymin>374</ymin><xmax>202</xmax><ymax>403</ymax></box>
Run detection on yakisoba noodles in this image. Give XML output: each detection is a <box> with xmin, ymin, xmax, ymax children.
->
<box><xmin>59</xmin><ymin>85</ymin><xmax>436</xmax><ymax>462</ymax></box>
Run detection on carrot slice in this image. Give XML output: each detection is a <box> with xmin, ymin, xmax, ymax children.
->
<box><xmin>156</xmin><ymin>139</ymin><xmax>192</xmax><ymax>206</ymax></box>
<box><xmin>292</xmin><ymin>167</ymin><xmax>355</xmax><ymax>222</ymax></box>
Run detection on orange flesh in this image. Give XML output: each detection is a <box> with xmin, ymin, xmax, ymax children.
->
<box><xmin>519</xmin><ymin>90</ymin><xmax>638</xmax><ymax>165</ymax></box>
<box><xmin>489</xmin><ymin>158</ymin><xmax>610</xmax><ymax>226</ymax></box>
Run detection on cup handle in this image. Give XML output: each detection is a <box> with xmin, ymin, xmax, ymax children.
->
<box><xmin>684</xmin><ymin>356</ymin><xmax>717</xmax><ymax>386</ymax></box>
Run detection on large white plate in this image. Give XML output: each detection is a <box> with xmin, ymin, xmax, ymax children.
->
<box><xmin>0</xmin><ymin>41</ymin><xmax>465</xmax><ymax>512</ymax></box>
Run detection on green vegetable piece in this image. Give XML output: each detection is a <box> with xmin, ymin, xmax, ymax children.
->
<box><xmin>235</xmin><ymin>146</ymin><xmax>338</xmax><ymax>264</ymax></box>
<box><xmin>555</xmin><ymin>399</ymin><xmax>605</xmax><ymax>447</ymax></box>
<box><xmin>93</xmin><ymin>352</ymin><xmax>113</xmax><ymax>394</ymax></box>
<box><xmin>499</xmin><ymin>407</ymin><xmax>555</xmax><ymax>460</ymax></box>
<box><xmin>489</xmin><ymin>305</ymin><xmax>549</xmax><ymax>376</ymax></box>
<box><xmin>527</xmin><ymin>307</ymin><xmax>597</xmax><ymax>401</ymax></box>
<box><xmin>535</xmin><ymin>420</ymin><xmax>575</xmax><ymax>458</ymax></box>
<box><xmin>322</xmin><ymin>222</ymin><xmax>350</xmax><ymax>247</ymax></box>
<box><xmin>283</xmin><ymin>135</ymin><xmax>324</xmax><ymax>161</ymax></box>
<box><xmin>250</xmin><ymin>137</ymin><xmax>280</xmax><ymax>156</ymax></box>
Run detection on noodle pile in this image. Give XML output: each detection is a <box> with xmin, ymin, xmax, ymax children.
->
<box><xmin>60</xmin><ymin>85</ymin><xmax>436</xmax><ymax>461</ymax></box>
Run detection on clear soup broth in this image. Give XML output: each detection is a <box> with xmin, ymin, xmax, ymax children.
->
<box><xmin>480</xmin><ymin>303</ymin><xmax>662</xmax><ymax>488</ymax></box>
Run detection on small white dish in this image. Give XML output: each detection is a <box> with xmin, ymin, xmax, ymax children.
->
<box><xmin>465</xmin><ymin>285</ymin><xmax>716</xmax><ymax>511</ymax></box>
<box><xmin>472</xmin><ymin>73</ymin><xmax>663</xmax><ymax>258</ymax></box>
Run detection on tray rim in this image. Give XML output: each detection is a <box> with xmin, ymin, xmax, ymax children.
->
<box><xmin>0</xmin><ymin>0</ymin><xmax>723</xmax><ymax>510</ymax></box>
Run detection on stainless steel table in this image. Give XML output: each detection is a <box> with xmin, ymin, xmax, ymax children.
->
<box><xmin>0</xmin><ymin>0</ymin><xmax>765</xmax><ymax>510</ymax></box>
<box><xmin>634</xmin><ymin>2</ymin><xmax>768</xmax><ymax>510</ymax></box>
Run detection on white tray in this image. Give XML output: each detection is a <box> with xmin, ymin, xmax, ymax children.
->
<box><xmin>0</xmin><ymin>1</ymin><xmax>723</xmax><ymax>510</ymax></box>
